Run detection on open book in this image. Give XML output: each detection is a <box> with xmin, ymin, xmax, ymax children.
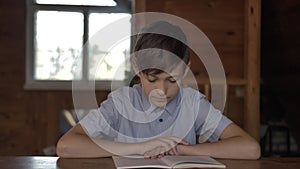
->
<box><xmin>112</xmin><ymin>155</ymin><xmax>226</xmax><ymax>169</ymax></box>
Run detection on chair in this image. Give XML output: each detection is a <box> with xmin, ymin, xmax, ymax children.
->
<box><xmin>261</xmin><ymin>123</ymin><xmax>291</xmax><ymax>157</ymax></box>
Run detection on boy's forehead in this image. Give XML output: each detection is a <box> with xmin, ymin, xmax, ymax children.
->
<box><xmin>147</xmin><ymin>64</ymin><xmax>185</xmax><ymax>77</ymax></box>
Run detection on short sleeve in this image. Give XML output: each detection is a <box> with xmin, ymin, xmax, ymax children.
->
<box><xmin>195</xmin><ymin>98</ymin><xmax>232</xmax><ymax>143</ymax></box>
<box><xmin>207</xmin><ymin>115</ymin><xmax>232</xmax><ymax>142</ymax></box>
<box><xmin>79</xmin><ymin>94</ymin><xmax>118</xmax><ymax>140</ymax></box>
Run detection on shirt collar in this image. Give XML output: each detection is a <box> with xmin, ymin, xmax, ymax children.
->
<box><xmin>138</xmin><ymin>84</ymin><xmax>181</xmax><ymax>117</ymax></box>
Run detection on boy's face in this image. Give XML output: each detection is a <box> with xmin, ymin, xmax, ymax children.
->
<box><xmin>138</xmin><ymin>65</ymin><xmax>185</xmax><ymax>107</ymax></box>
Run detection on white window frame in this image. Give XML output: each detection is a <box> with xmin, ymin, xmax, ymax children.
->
<box><xmin>25</xmin><ymin>0</ymin><xmax>132</xmax><ymax>90</ymax></box>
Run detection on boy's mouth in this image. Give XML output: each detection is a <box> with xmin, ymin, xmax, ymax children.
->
<box><xmin>150</xmin><ymin>96</ymin><xmax>168</xmax><ymax>107</ymax></box>
<box><xmin>148</xmin><ymin>89</ymin><xmax>168</xmax><ymax>106</ymax></box>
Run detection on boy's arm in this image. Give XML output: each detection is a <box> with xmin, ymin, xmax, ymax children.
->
<box><xmin>57</xmin><ymin>124</ymin><xmax>115</xmax><ymax>158</ymax></box>
<box><xmin>56</xmin><ymin>124</ymin><xmax>183</xmax><ymax>158</ymax></box>
<box><xmin>176</xmin><ymin>123</ymin><xmax>261</xmax><ymax>159</ymax></box>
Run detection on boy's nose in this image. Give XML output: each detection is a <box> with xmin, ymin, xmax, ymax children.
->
<box><xmin>155</xmin><ymin>82</ymin><xmax>167</xmax><ymax>95</ymax></box>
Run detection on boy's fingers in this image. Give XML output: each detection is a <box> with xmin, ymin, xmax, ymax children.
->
<box><xmin>168</xmin><ymin>148</ymin><xmax>177</xmax><ymax>155</ymax></box>
<box><xmin>144</xmin><ymin>146</ymin><xmax>167</xmax><ymax>158</ymax></box>
<box><xmin>179</xmin><ymin>140</ymin><xmax>189</xmax><ymax>145</ymax></box>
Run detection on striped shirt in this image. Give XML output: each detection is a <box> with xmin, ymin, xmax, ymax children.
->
<box><xmin>79</xmin><ymin>84</ymin><xmax>232</xmax><ymax>144</ymax></box>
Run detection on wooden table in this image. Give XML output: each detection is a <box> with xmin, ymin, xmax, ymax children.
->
<box><xmin>0</xmin><ymin>156</ymin><xmax>300</xmax><ymax>169</ymax></box>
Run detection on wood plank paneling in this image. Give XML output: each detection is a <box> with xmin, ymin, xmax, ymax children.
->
<box><xmin>134</xmin><ymin>0</ymin><xmax>261</xmax><ymax>140</ymax></box>
<box><xmin>0</xmin><ymin>0</ymin><xmax>110</xmax><ymax>155</ymax></box>
<box><xmin>164</xmin><ymin>0</ymin><xmax>245</xmax><ymax>79</ymax></box>
<box><xmin>244</xmin><ymin>0</ymin><xmax>261</xmax><ymax>140</ymax></box>
<box><xmin>0</xmin><ymin>0</ymin><xmax>261</xmax><ymax>155</ymax></box>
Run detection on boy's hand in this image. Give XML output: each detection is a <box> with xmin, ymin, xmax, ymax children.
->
<box><xmin>140</xmin><ymin>137</ymin><xmax>189</xmax><ymax>158</ymax></box>
<box><xmin>166</xmin><ymin>139</ymin><xmax>189</xmax><ymax>156</ymax></box>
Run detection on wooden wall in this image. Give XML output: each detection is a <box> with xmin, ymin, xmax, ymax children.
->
<box><xmin>0</xmin><ymin>0</ymin><xmax>300</xmax><ymax>155</ymax></box>
<box><xmin>134</xmin><ymin>0</ymin><xmax>245</xmax><ymax>79</ymax></box>
<box><xmin>0</xmin><ymin>0</ymin><xmax>110</xmax><ymax>155</ymax></box>
<box><xmin>134</xmin><ymin>0</ymin><xmax>261</xmax><ymax>140</ymax></box>
<box><xmin>0</xmin><ymin>0</ymin><xmax>262</xmax><ymax>155</ymax></box>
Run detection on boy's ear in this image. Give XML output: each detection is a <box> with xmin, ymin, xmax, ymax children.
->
<box><xmin>132</xmin><ymin>57</ymin><xmax>141</xmax><ymax>77</ymax></box>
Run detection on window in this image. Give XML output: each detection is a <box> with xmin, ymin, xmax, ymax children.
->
<box><xmin>25</xmin><ymin>0</ymin><xmax>132</xmax><ymax>90</ymax></box>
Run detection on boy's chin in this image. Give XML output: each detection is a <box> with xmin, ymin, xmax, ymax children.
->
<box><xmin>150</xmin><ymin>100</ymin><xmax>167</xmax><ymax>107</ymax></box>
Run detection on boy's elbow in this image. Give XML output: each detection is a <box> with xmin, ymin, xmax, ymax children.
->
<box><xmin>56</xmin><ymin>138</ymin><xmax>71</xmax><ymax>158</ymax></box>
<box><xmin>254</xmin><ymin>142</ymin><xmax>261</xmax><ymax>159</ymax></box>
<box><xmin>248</xmin><ymin>140</ymin><xmax>261</xmax><ymax>160</ymax></box>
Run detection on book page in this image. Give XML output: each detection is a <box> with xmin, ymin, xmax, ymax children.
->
<box><xmin>112</xmin><ymin>156</ymin><xmax>169</xmax><ymax>169</ymax></box>
<box><xmin>161</xmin><ymin>156</ymin><xmax>226</xmax><ymax>168</ymax></box>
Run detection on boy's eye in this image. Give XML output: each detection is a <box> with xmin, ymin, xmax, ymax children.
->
<box><xmin>168</xmin><ymin>78</ymin><xmax>177</xmax><ymax>83</ymax></box>
<box><xmin>147</xmin><ymin>78</ymin><xmax>157</xmax><ymax>83</ymax></box>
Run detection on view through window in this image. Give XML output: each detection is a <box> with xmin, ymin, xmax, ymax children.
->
<box><xmin>26</xmin><ymin>0</ymin><xmax>132</xmax><ymax>90</ymax></box>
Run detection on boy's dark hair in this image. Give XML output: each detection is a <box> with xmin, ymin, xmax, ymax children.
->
<box><xmin>133</xmin><ymin>21</ymin><xmax>189</xmax><ymax>75</ymax></box>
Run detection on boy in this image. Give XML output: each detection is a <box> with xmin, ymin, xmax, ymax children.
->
<box><xmin>57</xmin><ymin>21</ymin><xmax>260</xmax><ymax>159</ymax></box>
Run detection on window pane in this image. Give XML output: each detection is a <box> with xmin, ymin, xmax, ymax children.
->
<box><xmin>88</xmin><ymin>13</ymin><xmax>131</xmax><ymax>81</ymax></box>
<box><xmin>35</xmin><ymin>11</ymin><xmax>83</xmax><ymax>80</ymax></box>
<box><xmin>36</xmin><ymin>0</ymin><xmax>116</xmax><ymax>6</ymax></box>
